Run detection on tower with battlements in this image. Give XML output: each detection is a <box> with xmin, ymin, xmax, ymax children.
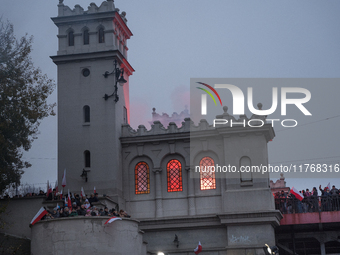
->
<box><xmin>51</xmin><ymin>0</ymin><xmax>134</xmax><ymax>197</ymax></box>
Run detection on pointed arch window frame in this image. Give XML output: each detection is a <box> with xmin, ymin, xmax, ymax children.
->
<box><xmin>83</xmin><ymin>28</ymin><xmax>90</xmax><ymax>45</ymax></box>
<box><xmin>135</xmin><ymin>162</ymin><xmax>150</xmax><ymax>194</ymax></box>
<box><xmin>199</xmin><ymin>156</ymin><xmax>216</xmax><ymax>190</ymax></box>
<box><xmin>68</xmin><ymin>30</ymin><xmax>75</xmax><ymax>46</ymax></box>
<box><xmin>98</xmin><ymin>27</ymin><xmax>105</xmax><ymax>43</ymax></box>
<box><xmin>167</xmin><ymin>159</ymin><xmax>183</xmax><ymax>192</ymax></box>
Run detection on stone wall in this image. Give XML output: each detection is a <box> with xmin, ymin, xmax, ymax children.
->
<box><xmin>31</xmin><ymin>217</ymin><xmax>146</xmax><ymax>255</ymax></box>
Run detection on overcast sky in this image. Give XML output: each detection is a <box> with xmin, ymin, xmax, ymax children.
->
<box><xmin>2</xmin><ymin>0</ymin><xmax>340</xmax><ymax>192</ymax></box>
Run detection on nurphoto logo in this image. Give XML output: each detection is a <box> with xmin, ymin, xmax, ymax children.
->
<box><xmin>196</xmin><ymin>82</ymin><xmax>312</xmax><ymax>128</ymax></box>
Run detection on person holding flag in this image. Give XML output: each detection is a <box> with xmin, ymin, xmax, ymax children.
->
<box><xmin>290</xmin><ymin>187</ymin><xmax>303</xmax><ymax>213</ymax></box>
<box><xmin>81</xmin><ymin>187</ymin><xmax>86</xmax><ymax>199</ymax></box>
<box><xmin>67</xmin><ymin>189</ymin><xmax>72</xmax><ymax>209</ymax></box>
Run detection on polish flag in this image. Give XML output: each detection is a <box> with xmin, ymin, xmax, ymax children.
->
<box><xmin>67</xmin><ymin>189</ymin><xmax>72</xmax><ymax>209</ymax></box>
<box><xmin>94</xmin><ymin>186</ymin><xmax>96</xmax><ymax>194</ymax></box>
<box><xmin>81</xmin><ymin>187</ymin><xmax>86</xmax><ymax>198</ymax></box>
<box><xmin>60</xmin><ymin>189</ymin><xmax>63</xmax><ymax>199</ymax></box>
<box><xmin>104</xmin><ymin>216</ymin><xmax>122</xmax><ymax>225</ymax></box>
<box><xmin>291</xmin><ymin>187</ymin><xmax>304</xmax><ymax>201</ymax></box>
<box><xmin>62</xmin><ymin>169</ymin><xmax>66</xmax><ymax>188</ymax></box>
<box><xmin>327</xmin><ymin>182</ymin><xmax>331</xmax><ymax>190</ymax></box>
<box><xmin>30</xmin><ymin>207</ymin><xmax>48</xmax><ymax>226</ymax></box>
<box><xmin>194</xmin><ymin>241</ymin><xmax>202</xmax><ymax>254</ymax></box>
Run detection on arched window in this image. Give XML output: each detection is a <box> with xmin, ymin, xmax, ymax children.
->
<box><xmin>167</xmin><ymin>159</ymin><xmax>182</xmax><ymax>192</ymax></box>
<box><xmin>135</xmin><ymin>162</ymin><xmax>150</xmax><ymax>194</ymax></box>
<box><xmin>83</xmin><ymin>29</ymin><xmax>89</xmax><ymax>45</ymax></box>
<box><xmin>98</xmin><ymin>28</ymin><xmax>105</xmax><ymax>43</ymax></box>
<box><xmin>83</xmin><ymin>105</ymin><xmax>90</xmax><ymax>123</ymax></box>
<box><xmin>200</xmin><ymin>157</ymin><xmax>216</xmax><ymax>190</ymax></box>
<box><xmin>84</xmin><ymin>150</ymin><xmax>91</xmax><ymax>168</ymax></box>
<box><xmin>68</xmin><ymin>31</ymin><xmax>74</xmax><ymax>46</ymax></box>
<box><xmin>240</xmin><ymin>156</ymin><xmax>252</xmax><ymax>182</ymax></box>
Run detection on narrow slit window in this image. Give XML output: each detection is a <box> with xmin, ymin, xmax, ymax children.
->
<box><xmin>123</xmin><ymin>106</ymin><xmax>128</xmax><ymax>124</ymax></box>
<box><xmin>167</xmin><ymin>159</ymin><xmax>182</xmax><ymax>192</ymax></box>
<box><xmin>68</xmin><ymin>31</ymin><xmax>74</xmax><ymax>46</ymax></box>
<box><xmin>98</xmin><ymin>28</ymin><xmax>105</xmax><ymax>43</ymax></box>
<box><xmin>135</xmin><ymin>162</ymin><xmax>150</xmax><ymax>194</ymax></box>
<box><xmin>83</xmin><ymin>105</ymin><xmax>90</xmax><ymax>123</ymax></box>
<box><xmin>84</xmin><ymin>150</ymin><xmax>91</xmax><ymax>168</ymax></box>
<box><xmin>83</xmin><ymin>29</ymin><xmax>89</xmax><ymax>45</ymax></box>
<box><xmin>200</xmin><ymin>157</ymin><xmax>216</xmax><ymax>190</ymax></box>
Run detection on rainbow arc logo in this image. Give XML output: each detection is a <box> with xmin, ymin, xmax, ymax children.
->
<box><xmin>196</xmin><ymin>82</ymin><xmax>223</xmax><ymax>106</ymax></box>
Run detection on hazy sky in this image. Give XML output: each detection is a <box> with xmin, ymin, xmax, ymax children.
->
<box><xmin>2</xmin><ymin>0</ymin><xmax>340</xmax><ymax>192</ymax></box>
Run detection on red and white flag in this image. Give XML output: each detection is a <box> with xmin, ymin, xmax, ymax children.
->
<box><xmin>327</xmin><ymin>182</ymin><xmax>331</xmax><ymax>190</ymax></box>
<box><xmin>30</xmin><ymin>207</ymin><xmax>47</xmax><ymax>226</ymax></box>
<box><xmin>67</xmin><ymin>189</ymin><xmax>72</xmax><ymax>209</ymax></box>
<box><xmin>62</xmin><ymin>169</ymin><xmax>66</xmax><ymax>188</ymax></box>
<box><xmin>81</xmin><ymin>187</ymin><xmax>86</xmax><ymax>198</ymax></box>
<box><xmin>291</xmin><ymin>187</ymin><xmax>304</xmax><ymax>201</ymax></box>
<box><xmin>60</xmin><ymin>189</ymin><xmax>63</xmax><ymax>199</ymax></box>
<box><xmin>47</xmin><ymin>181</ymin><xmax>52</xmax><ymax>198</ymax></box>
<box><xmin>104</xmin><ymin>216</ymin><xmax>122</xmax><ymax>225</ymax></box>
<box><xmin>194</xmin><ymin>241</ymin><xmax>202</xmax><ymax>254</ymax></box>
<box><xmin>94</xmin><ymin>186</ymin><xmax>96</xmax><ymax>194</ymax></box>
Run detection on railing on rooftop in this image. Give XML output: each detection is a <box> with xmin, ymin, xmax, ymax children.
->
<box><xmin>275</xmin><ymin>195</ymin><xmax>340</xmax><ymax>214</ymax></box>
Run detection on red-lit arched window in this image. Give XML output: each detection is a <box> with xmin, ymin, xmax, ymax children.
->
<box><xmin>167</xmin><ymin>159</ymin><xmax>182</xmax><ymax>192</ymax></box>
<box><xmin>135</xmin><ymin>162</ymin><xmax>150</xmax><ymax>194</ymax></box>
<box><xmin>200</xmin><ymin>157</ymin><xmax>216</xmax><ymax>190</ymax></box>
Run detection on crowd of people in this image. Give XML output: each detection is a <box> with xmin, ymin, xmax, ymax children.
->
<box><xmin>274</xmin><ymin>185</ymin><xmax>340</xmax><ymax>214</ymax></box>
<box><xmin>41</xmin><ymin>191</ymin><xmax>131</xmax><ymax>219</ymax></box>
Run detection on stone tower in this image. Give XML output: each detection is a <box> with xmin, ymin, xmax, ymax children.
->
<box><xmin>51</xmin><ymin>0</ymin><xmax>134</xmax><ymax>196</ymax></box>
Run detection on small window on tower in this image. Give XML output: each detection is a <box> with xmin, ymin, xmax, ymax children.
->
<box><xmin>83</xmin><ymin>105</ymin><xmax>90</xmax><ymax>123</ymax></box>
<box><xmin>83</xmin><ymin>29</ymin><xmax>89</xmax><ymax>45</ymax></box>
<box><xmin>82</xmin><ymin>68</ymin><xmax>90</xmax><ymax>77</ymax></box>
<box><xmin>135</xmin><ymin>162</ymin><xmax>150</xmax><ymax>194</ymax></box>
<box><xmin>84</xmin><ymin>150</ymin><xmax>91</xmax><ymax>168</ymax></box>
<box><xmin>98</xmin><ymin>28</ymin><xmax>105</xmax><ymax>43</ymax></box>
<box><xmin>167</xmin><ymin>159</ymin><xmax>183</xmax><ymax>192</ymax></box>
<box><xmin>123</xmin><ymin>106</ymin><xmax>127</xmax><ymax>124</ymax></box>
<box><xmin>68</xmin><ymin>31</ymin><xmax>74</xmax><ymax>46</ymax></box>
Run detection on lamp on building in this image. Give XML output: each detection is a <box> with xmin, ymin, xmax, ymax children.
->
<box><xmin>263</xmin><ymin>244</ymin><xmax>279</xmax><ymax>255</ymax></box>
<box><xmin>80</xmin><ymin>169</ymin><xmax>88</xmax><ymax>182</ymax></box>
<box><xmin>157</xmin><ymin>253</ymin><xmax>165</xmax><ymax>255</ymax></box>
<box><xmin>103</xmin><ymin>59</ymin><xmax>127</xmax><ymax>102</ymax></box>
<box><xmin>173</xmin><ymin>234</ymin><xmax>179</xmax><ymax>248</ymax></box>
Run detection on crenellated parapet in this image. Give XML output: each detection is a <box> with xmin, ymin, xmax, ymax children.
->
<box><xmin>52</xmin><ymin>0</ymin><xmax>132</xmax><ymax>57</ymax></box>
<box><xmin>57</xmin><ymin>0</ymin><xmax>124</xmax><ymax>20</ymax></box>
<box><xmin>122</xmin><ymin>118</ymin><xmax>193</xmax><ymax>137</ymax></box>
<box><xmin>149</xmin><ymin>106</ymin><xmax>190</xmax><ymax>127</ymax></box>
<box><xmin>122</xmin><ymin>104</ymin><xmax>270</xmax><ymax>137</ymax></box>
